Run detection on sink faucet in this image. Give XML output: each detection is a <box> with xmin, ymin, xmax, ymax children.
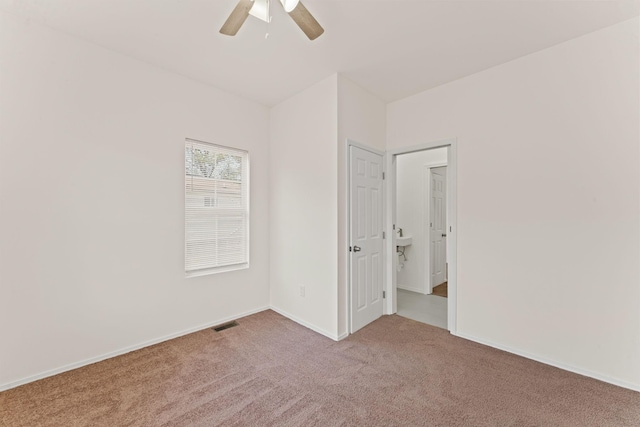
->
<box><xmin>397</xmin><ymin>228</ymin><xmax>403</xmax><ymax>237</ymax></box>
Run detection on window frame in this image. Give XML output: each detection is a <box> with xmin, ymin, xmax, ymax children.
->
<box><xmin>184</xmin><ymin>138</ymin><xmax>250</xmax><ymax>277</ymax></box>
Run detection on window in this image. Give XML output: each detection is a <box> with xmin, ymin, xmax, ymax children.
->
<box><xmin>185</xmin><ymin>139</ymin><xmax>249</xmax><ymax>276</ymax></box>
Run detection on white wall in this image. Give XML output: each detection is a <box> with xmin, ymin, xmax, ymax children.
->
<box><xmin>396</xmin><ymin>148</ymin><xmax>447</xmax><ymax>294</ymax></box>
<box><xmin>3</xmin><ymin>8</ymin><xmax>637</xmax><ymax>395</ymax></box>
<box><xmin>269</xmin><ymin>75</ymin><xmax>385</xmax><ymax>340</ymax></box>
<box><xmin>269</xmin><ymin>75</ymin><xmax>340</xmax><ymax>339</ymax></box>
<box><xmin>337</xmin><ymin>76</ymin><xmax>386</xmax><ymax>336</ymax></box>
<box><xmin>387</xmin><ymin>18</ymin><xmax>640</xmax><ymax>389</ymax></box>
<box><xmin>0</xmin><ymin>12</ymin><xmax>270</xmax><ymax>390</ymax></box>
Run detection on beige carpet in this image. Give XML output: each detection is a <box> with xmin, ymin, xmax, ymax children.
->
<box><xmin>2</xmin><ymin>310</ymin><xmax>639</xmax><ymax>426</ymax></box>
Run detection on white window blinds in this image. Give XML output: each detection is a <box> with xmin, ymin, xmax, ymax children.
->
<box><xmin>185</xmin><ymin>139</ymin><xmax>249</xmax><ymax>275</ymax></box>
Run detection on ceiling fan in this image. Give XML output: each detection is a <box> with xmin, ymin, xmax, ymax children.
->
<box><xmin>220</xmin><ymin>0</ymin><xmax>324</xmax><ymax>40</ymax></box>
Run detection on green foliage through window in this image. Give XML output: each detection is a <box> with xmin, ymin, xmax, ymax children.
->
<box><xmin>185</xmin><ymin>147</ymin><xmax>242</xmax><ymax>181</ymax></box>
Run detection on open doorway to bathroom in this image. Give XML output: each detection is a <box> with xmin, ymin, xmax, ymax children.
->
<box><xmin>395</xmin><ymin>147</ymin><xmax>448</xmax><ymax>329</ymax></box>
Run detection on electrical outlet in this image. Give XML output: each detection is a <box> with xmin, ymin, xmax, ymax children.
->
<box><xmin>299</xmin><ymin>285</ymin><xmax>306</xmax><ymax>297</ymax></box>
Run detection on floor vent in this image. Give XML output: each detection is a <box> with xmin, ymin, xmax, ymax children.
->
<box><xmin>212</xmin><ymin>321</ymin><xmax>239</xmax><ymax>332</ymax></box>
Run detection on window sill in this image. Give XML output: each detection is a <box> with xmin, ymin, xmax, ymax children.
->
<box><xmin>185</xmin><ymin>263</ymin><xmax>249</xmax><ymax>278</ymax></box>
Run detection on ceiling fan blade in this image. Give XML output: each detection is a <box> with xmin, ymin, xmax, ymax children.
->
<box><xmin>288</xmin><ymin>2</ymin><xmax>324</xmax><ymax>40</ymax></box>
<box><xmin>220</xmin><ymin>0</ymin><xmax>254</xmax><ymax>36</ymax></box>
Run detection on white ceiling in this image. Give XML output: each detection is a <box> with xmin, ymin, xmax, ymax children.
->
<box><xmin>2</xmin><ymin>0</ymin><xmax>638</xmax><ymax>106</ymax></box>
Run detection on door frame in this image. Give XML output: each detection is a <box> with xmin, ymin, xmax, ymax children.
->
<box><xmin>424</xmin><ymin>163</ymin><xmax>448</xmax><ymax>294</ymax></box>
<box><xmin>386</xmin><ymin>139</ymin><xmax>458</xmax><ymax>334</ymax></box>
<box><xmin>347</xmin><ymin>139</ymin><xmax>386</xmax><ymax>334</ymax></box>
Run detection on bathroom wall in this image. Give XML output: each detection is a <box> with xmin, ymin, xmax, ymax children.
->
<box><xmin>396</xmin><ymin>148</ymin><xmax>448</xmax><ymax>293</ymax></box>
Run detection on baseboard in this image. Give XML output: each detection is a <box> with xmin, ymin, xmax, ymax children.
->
<box><xmin>454</xmin><ymin>331</ymin><xmax>640</xmax><ymax>392</ymax></box>
<box><xmin>0</xmin><ymin>306</ymin><xmax>270</xmax><ymax>392</ymax></box>
<box><xmin>397</xmin><ymin>284</ymin><xmax>428</xmax><ymax>294</ymax></box>
<box><xmin>269</xmin><ymin>306</ymin><xmax>341</xmax><ymax>341</ymax></box>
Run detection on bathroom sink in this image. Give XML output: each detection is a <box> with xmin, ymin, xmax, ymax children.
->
<box><xmin>396</xmin><ymin>236</ymin><xmax>413</xmax><ymax>246</ymax></box>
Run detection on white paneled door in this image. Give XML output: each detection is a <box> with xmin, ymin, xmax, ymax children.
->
<box><xmin>350</xmin><ymin>145</ymin><xmax>384</xmax><ymax>333</ymax></box>
<box><xmin>430</xmin><ymin>167</ymin><xmax>447</xmax><ymax>289</ymax></box>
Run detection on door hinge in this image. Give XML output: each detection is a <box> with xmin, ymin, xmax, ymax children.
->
<box><xmin>382</xmin><ymin>231</ymin><xmax>385</xmax><ymax>239</ymax></box>
<box><xmin>382</xmin><ymin>172</ymin><xmax>385</xmax><ymax>180</ymax></box>
<box><xmin>383</xmin><ymin>291</ymin><xmax>386</xmax><ymax>299</ymax></box>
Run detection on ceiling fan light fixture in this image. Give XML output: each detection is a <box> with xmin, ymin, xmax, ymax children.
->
<box><xmin>280</xmin><ymin>0</ymin><xmax>300</xmax><ymax>13</ymax></box>
<box><xmin>221</xmin><ymin>0</ymin><xmax>322</xmax><ymax>40</ymax></box>
<box><xmin>248</xmin><ymin>0</ymin><xmax>269</xmax><ymax>22</ymax></box>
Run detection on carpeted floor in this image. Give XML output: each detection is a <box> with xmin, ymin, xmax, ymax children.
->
<box><xmin>432</xmin><ymin>282</ymin><xmax>447</xmax><ymax>298</ymax></box>
<box><xmin>2</xmin><ymin>310</ymin><xmax>639</xmax><ymax>426</ymax></box>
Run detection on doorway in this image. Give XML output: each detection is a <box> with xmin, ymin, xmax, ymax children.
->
<box><xmin>347</xmin><ymin>139</ymin><xmax>457</xmax><ymax>335</ymax></box>
<box><xmin>394</xmin><ymin>148</ymin><xmax>448</xmax><ymax>329</ymax></box>
<box><xmin>385</xmin><ymin>139</ymin><xmax>457</xmax><ymax>334</ymax></box>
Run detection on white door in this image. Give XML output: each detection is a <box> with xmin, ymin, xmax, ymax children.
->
<box><xmin>350</xmin><ymin>146</ymin><xmax>384</xmax><ymax>333</ymax></box>
<box><xmin>430</xmin><ymin>167</ymin><xmax>447</xmax><ymax>289</ymax></box>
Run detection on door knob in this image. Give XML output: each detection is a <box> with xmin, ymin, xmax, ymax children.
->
<box><xmin>353</xmin><ymin>246</ymin><xmax>362</xmax><ymax>252</ymax></box>
<box><xmin>442</xmin><ymin>233</ymin><xmax>447</xmax><ymax>238</ymax></box>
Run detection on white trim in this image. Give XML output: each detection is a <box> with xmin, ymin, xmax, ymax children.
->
<box><xmin>386</xmin><ymin>139</ymin><xmax>454</xmax><ymax>156</ymax></box>
<box><xmin>385</xmin><ymin>154</ymin><xmax>397</xmax><ymax>315</ymax></box>
<box><xmin>185</xmin><ymin>263</ymin><xmax>249</xmax><ymax>278</ymax></box>
<box><xmin>270</xmin><ymin>305</ymin><xmax>343</xmax><ymax>341</ymax></box>
<box><xmin>386</xmin><ymin>138</ymin><xmax>458</xmax><ymax>335</ymax></box>
<box><xmin>0</xmin><ymin>306</ymin><xmax>270</xmax><ymax>392</ymax></box>
<box><xmin>6</xmin><ymin>304</ymin><xmax>636</xmax><ymax>393</ymax></box>
<box><xmin>347</xmin><ymin>139</ymin><xmax>385</xmax><ymax>157</ymax></box>
<box><xmin>446</xmin><ymin>143</ymin><xmax>457</xmax><ymax>334</ymax></box>
<box><xmin>423</xmin><ymin>162</ymin><xmax>448</xmax><ymax>168</ymax></box>
<box><xmin>455</xmin><ymin>331</ymin><xmax>640</xmax><ymax>392</ymax></box>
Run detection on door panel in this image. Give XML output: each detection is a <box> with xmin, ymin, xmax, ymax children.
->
<box><xmin>370</xmin><ymin>252</ymin><xmax>380</xmax><ymax>304</ymax></box>
<box><xmin>357</xmin><ymin>187</ymin><xmax>366</xmax><ymax>239</ymax></box>
<box><xmin>357</xmin><ymin>256</ymin><xmax>367</xmax><ymax>309</ymax></box>
<box><xmin>430</xmin><ymin>167</ymin><xmax>447</xmax><ymax>288</ymax></box>
<box><xmin>371</xmin><ymin>188</ymin><xmax>380</xmax><ymax>238</ymax></box>
<box><xmin>350</xmin><ymin>146</ymin><xmax>384</xmax><ymax>333</ymax></box>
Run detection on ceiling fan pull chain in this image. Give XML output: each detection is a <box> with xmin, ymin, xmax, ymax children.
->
<box><xmin>265</xmin><ymin>0</ymin><xmax>270</xmax><ymax>39</ymax></box>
